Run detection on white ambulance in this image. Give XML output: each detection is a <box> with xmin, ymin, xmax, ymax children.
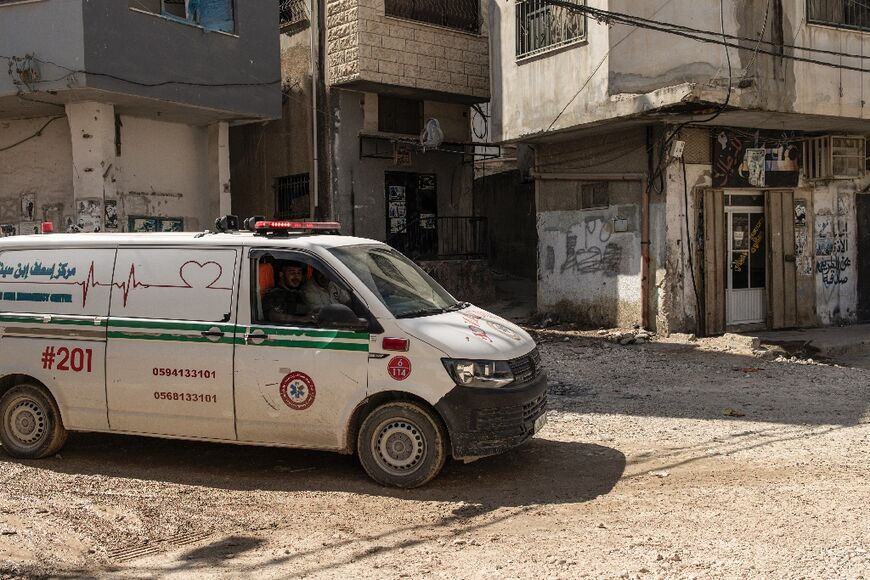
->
<box><xmin>0</xmin><ymin>220</ymin><xmax>547</xmax><ymax>487</ymax></box>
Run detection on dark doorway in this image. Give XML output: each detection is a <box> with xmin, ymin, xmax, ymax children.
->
<box><xmin>385</xmin><ymin>171</ymin><xmax>438</xmax><ymax>258</ymax></box>
<box><xmin>857</xmin><ymin>195</ymin><xmax>870</xmax><ymax>322</ymax></box>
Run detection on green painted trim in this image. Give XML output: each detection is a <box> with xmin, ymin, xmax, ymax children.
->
<box><xmin>107</xmin><ymin>331</ymin><xmax>236</xmax><ymax>345</ymax></box>
<box><xmin>108</xmin><ymin>319</ymin><xmax>234</xmax><ymax>333</ymax></box>
<box><xmin>246</xmin><ymin>325</ymin><xmax>369</xmax><ymax>341</ymax></box>
<box><xmin>0</xmin><ymin>314</ymin><xmax>107</xmax><ymax>327</ymax></box>
<box><xmin>236</xmin><ymin>337</ymin><xmax>369</xmax><ymax>352</ymax></box>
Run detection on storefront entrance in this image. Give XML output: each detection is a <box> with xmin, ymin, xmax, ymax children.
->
<box><xmin>725</xmin><ymin>197</ymin><xmax>766</xmax><ymax>326</ymax></box>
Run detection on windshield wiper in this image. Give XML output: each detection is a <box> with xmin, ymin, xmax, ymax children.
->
<box><xmin>444</xmin><ymin>301</ymin><xmax>471</xmax><ymax>312</ymax></box>
<box><xmin>396</xmin><ymin>307</ymin><xmax>446</xmax><ymax>319</ymax></box>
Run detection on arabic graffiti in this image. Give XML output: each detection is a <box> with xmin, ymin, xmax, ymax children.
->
<box><xmin>0</xmin><ymin>261</ymin><xmax>78</xmax><ymax>281</ymax></box>
<box><xmin>817</xmin><ymin>255</ymin><xmax>851</xmax><ymax>287</ymax></box>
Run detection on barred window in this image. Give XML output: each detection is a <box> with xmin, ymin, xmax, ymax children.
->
<box><xmin>279</xmin><ymin>0</ymin><xmax>310</xmax><ymax>33</ymax></box>
<box><xmin>807</xmin><ymin>0</ymin><xmax>870</xmax><ymax>31</ymax></box>
<box><xmin>385</xmin><ymin>0</ymin><xmax>480</xmax><ymax>33</ymax></box>
<box><xmin>516</xmin><ymin>0</ymin><xmax>586</xmax><ymax>59</ymax></box>
<box><xmin>275</xmin><ymin>174</ymin><xmax>311</xmax><ymax>219</ymax></box>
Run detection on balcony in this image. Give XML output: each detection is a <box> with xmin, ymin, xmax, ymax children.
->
<box><xmin>385</xmin><ymin>0</ymin><xmax>480</xmax><ymax>34</ymax></box>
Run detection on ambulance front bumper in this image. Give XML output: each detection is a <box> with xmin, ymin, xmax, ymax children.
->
<box><xmin>435</xmin><ymin>372</ymin><xmax>548</xmax><ymax>459</ymax></box>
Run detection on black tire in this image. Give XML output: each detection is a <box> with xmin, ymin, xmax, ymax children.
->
<box><xmin>0</xmin><ymin>384</ymin><xmax>68</xmax><ymax>459</ymax></box>
<box><xmin>357</xmin><ymin>401</ymin><xmax>447</xmax><ymax>488</ymax></box>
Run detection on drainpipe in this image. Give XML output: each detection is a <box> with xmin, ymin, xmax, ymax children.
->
<box><xmin>309</xmin><ymin>0</ymin><xmax>320</xmax><ymax>219</ymax></box>
<box><xmin>642</xmin><ymin>126</ymin><xmax>654</xmax><ymax>331</ymax></box>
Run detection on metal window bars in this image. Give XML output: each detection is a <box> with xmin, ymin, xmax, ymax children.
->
<box><xmin>385</xmin><ymin>0</ymin><xmax>480</xmax><ymax>33</ymax></box>
<box><xmin>516</xmin><ymin>0</ymin><xmax>586</xmax><ymax>59</ymax></box>
<box><xmin>807</xmin><ymin>0</ymin><xmax>870</xmax><ymax>31</ymax></box>
<box><xmin>274</xmin><ymin>174</ymin><xmax>311</xmax><ymax>219</ymax></box>
<box><xmin>280</xmin><ymin>0</ymin><xmax>310</xmax><ymax>33</ymax></box>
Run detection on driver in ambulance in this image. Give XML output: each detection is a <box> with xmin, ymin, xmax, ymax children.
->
<box><xmin>263</xmin><ymin>262</ymin><xmax>311</xmax><ymax>323</ymax></box>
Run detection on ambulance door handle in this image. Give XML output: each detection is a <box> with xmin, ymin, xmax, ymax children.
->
<box><xmin>244</xmin><ymin>329</ymin><xmax>267</xmax><ymax>345</ymax></box>
<box><xmin>201</xmin><ymin>328</ymin><xmax>225</xmax><ymax>341</ymax></box>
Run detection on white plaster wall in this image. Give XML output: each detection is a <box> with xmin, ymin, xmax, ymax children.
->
<box><xmin>0</xmin><ymin>116</ymin><xmax>73</xmax><ymax>229</ymax></box>
<box><xmin>117</xmin><ymin>116</ymin><xmax>212</xmax><ymax>232</ymax></box>
<box><xmin>812</xmin><ymin>183</ymin><xmax>860</xmax><ymax>325</ymax></box>
<box><xmin>661</xmin><ymin>162</ymin><xmax>711</xmax><ymax>334</ymax></box>
<box><xmin>537</xmin><ymin>206</ymin><xmax>643</xmax><ymax>327</ymax></box>
<box><xmin>488</xmin><ymin>0</ymin><xmax>612</xmax><ymax>141</ymax></box>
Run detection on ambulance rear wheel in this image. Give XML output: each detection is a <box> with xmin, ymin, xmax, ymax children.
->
<box><xmin>357</xmin><ymin>402</ymin><xmax>447</xmax><ymax>488</ymax></box>
<box><xmin>0</xmin><ymin>384</ymin><xmax>68</xmax><ymax>459</ymax></box>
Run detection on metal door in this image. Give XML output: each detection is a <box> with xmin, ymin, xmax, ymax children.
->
<box><xmin>858</xmin><ymin>195</ymin><xmax>870</xmax><ymax>322</ymax></box>
<box><xmin>726</xmin><ymin>206</ymin><xmax>767</xmax><ymax>325</ymax></box>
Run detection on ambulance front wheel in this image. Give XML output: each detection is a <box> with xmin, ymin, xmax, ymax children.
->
<box><xmin>0</xmin><ymin>383</ymin><xmax>68</xmax><ymax>459</ymax></box>
<box><xmin>357</xmin><ymin>401</ymin><xmax>447</xmax><ymax>488</ymax></box>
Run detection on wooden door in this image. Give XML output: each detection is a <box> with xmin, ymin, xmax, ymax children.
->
<box><xmin>766</xmin><ymin>190</ymin><xmax>798</xmax><ymax>329</ymax></box>
<box><xmin>701</xmin><ymin>190</ymin><xmax>726</xmax><ymax>335</ymax></box>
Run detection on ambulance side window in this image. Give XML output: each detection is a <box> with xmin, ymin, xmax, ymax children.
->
<box><xmin>254</xmin><ymin>255</ymin><xmax>361</xmax><ymax>327</ymax></box>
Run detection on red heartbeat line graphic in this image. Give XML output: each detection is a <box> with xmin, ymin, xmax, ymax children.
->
<box><xmin>2</xmin><ymin>261</ymin><xmax>232</xmax><ymax>308</ymax></box>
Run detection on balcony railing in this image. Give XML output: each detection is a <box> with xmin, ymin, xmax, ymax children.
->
<box><xmin>807</xmin><ymin>0</ymin><xmax>870</xmax><ymax>32</ymax></box>
<box><xmin>280</xmin><ymin>0</ymin><xmax>309</xmax><ymax>33</ymax></box>
<box><xmin>516</xmin><ymin>0</ymin><xmax>586</xmax><ymax>59</ymax></box>
<box><xmin>389</xmin><ymin>216</ymin><xmax>489</xmax><ymax>260</ymax></box>
<box><xmin>385</xmin><ymin>0</ymin><xmax>480</xmax><ymax>33</ymax></box>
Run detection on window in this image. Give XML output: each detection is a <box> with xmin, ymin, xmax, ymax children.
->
<box><xmin>807</xmin><ymin>0</ymin><xmax>870</xmax><ymax>31</ymax></box>
<box><xmin>580</xmin><ymin>182</ymin><xmax>609</xmax><ymax>209</ymax></box>
<box><xmin>253</xmin><ymin>253</ymin><xmax>364</xmax><ymax>328</ymax></box>
<box><xmin>516</xmin><ymin>0</ymin><xmax>586</xmax><ymax>59</ymax></box>
<box><xmin>804</xmin><ymin>135</ymin><xmax>866</xmax><ymax>180</ymax></box>
<box><xmin>279</xmin><ymin>0</ymin><xmax>309</xmax><ymax>33</ymax></box>
<box><xmin>274</xmin><ymin>174</ymin><xmax>311</xmax><ymax>220</ymax></box>
<box><xmin>385</xmin><ymin>0</ymin><xmax>480</xmax><ymax>33</ymax></box>
<box><xmin>129</xmin><ymin>0</ymin><xmax>236</xmax><ymax>33</ymax></box>
<box><xmin>378</xmin><ymin>96</ymin><xmax>423</xmax><ymax>135</ymax></box>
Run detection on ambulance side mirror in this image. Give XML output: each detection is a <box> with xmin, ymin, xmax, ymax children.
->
<box><xmin>316</xmin><ymin>304</ymin><xmax>369</xmax><ymax>332</ymax></box>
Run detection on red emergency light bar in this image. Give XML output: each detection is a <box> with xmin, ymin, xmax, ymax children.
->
<box><xmin>252</xmin><ymin>220</ymin><xmax>342</xmax><ymax>237</ymax></box>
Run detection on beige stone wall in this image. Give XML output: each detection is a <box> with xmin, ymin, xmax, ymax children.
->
<box><xmin>326</xmin><ymin>0</ymin><xmax>489</xmax><ymax>100</ymax></box>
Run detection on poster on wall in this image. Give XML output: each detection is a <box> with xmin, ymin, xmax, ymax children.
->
<box><xmin>713</xmin><ymin>129</ymin><xmax>801</xmax><ymax>188</ymax></box>
<box><xmin>129</xmin><ymin>216</ymin><xmax>184</xmax><ymax>233</ymax></box>
<box><xmin>104</xmin><ymin>200</ymin><xmax>119</xmax><ymax>231</ymax></box>
<box><xmin>20</xmin><ymin>193</ymin><xmax>36</xmax><ymax>222</ymax></box>
<box><xmin>0</xmin><ymin>224</ymin><xmax>15</xmax><ymax>237</ymax></box>
<box><xmin>388</xmin><ymin>202</ymin><xmax>406</xmax><ymax>218</ymax></box>
<box><xmin>18</xmin><ymin>222</ymin><xmax>40</xmax><ymax>236</ymax></box>
<box><xmin>388</xmin><ymin>186</ymin><xmax>406</xmax><ymax>202</ymax></box>
<box><xmin>77</xmin><ymin>199</ymin><xmax>103</xmax><ymax>233</ymax></box>
<box><xmin>420</xmin><ymin>213</ymin><xmax>436</xmax><ymax>230</ymax></box>
<box><xmin>389</xmin><ymin>217</ymin><xmax>406</xmax><ymax>234</ymax></box>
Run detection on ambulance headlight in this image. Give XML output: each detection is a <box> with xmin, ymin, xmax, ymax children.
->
<box><xmin>442</xmin><ymin>359</ymin><xmax>514</xmax><ymax>388</ymax></box>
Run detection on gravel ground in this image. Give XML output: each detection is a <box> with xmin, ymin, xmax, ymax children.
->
<box><xmin>0</xmin><ymin>331</ymin><xmax>867</xmax><ymax>579</ymax></box>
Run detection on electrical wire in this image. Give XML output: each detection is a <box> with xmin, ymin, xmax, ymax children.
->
<box><xmin>0</xmin><ymin>116</ymin><xmax>64</xmax><ymax>153</ymax></box>
<box><xmin>739</xmin><ymin>0</ymin><xmax>772</xmax><ymax>83</ymax></box>
<box><xmin>0</xmin><ymin>54</ymin><xmax>280</xmax><ymax>88</ymax></box>
<box><xmin>543</xmin><ymin>1</ymin><xmax>870</xmax><ymax>74</ymax></box>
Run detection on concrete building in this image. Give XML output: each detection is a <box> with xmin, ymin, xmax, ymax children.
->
<box><xmin>488</xmin><ymin>0</ymin><xmax>870</xmax><ymax>334</ymax></box>
<box><xmin>231</xmin><ymin>0</ymin><xmax>491</xmax><ymax>275</ymax></box>
<box><xmin>0</xmin><ymin>0</ymin><xmax>280</xmax><ymax>235</ymax></box>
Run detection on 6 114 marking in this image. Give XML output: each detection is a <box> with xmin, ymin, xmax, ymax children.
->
<box><xmin>41</xmin><ymin>346</ymin><xmax>93</xmax><ymax>373</ymax></box>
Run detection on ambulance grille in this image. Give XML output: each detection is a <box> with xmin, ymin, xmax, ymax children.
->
<box><xmin>508</xmin><ymin>348</ymin><xmax>542</xmax><ymax>384</ymax></box>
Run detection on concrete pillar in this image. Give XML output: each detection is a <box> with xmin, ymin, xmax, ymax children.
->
<box><xmin>208</xmin><ymin>121</ymin><xmax>232</xmax><ymax>218</ymax></box>
<box><xmin>65</xmin><ymin>102</ymin><xmax>119</xmax><ymax>232</ymax></box>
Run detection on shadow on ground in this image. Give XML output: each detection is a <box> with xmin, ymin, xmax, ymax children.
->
<box><xmin>24</xmin><ymin>434</ymin><xmax>625</xmax><ymax>506</ymax></box>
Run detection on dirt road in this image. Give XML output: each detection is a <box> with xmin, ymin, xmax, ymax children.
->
<box><xmin>1</xmin><ymin>332</ymin><xmax>868</xmax><ymax>579</ymax></box>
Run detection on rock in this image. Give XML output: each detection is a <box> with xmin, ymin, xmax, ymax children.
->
<box><xmin>597</xmin><ymin>329</ymin><xmax>609</xmax><ymax>336</ymax></box>
<box><xmin>597</xmin><ymin>522</ymin><xmax>607</xmax><ymax>529</ymax></box>
<box><xmin>619</xmin><ymin>337</ymin><xmax>636</xmax><ymax>346</ymax></box>
<box><xmin>452</xmin><ymin>539</ymin><xmax>467</xmax><ymax>546</ymax></box>
<box><xmin>650</xmin><ymin>470</ymin><xmax>670</xmax><ymax>478</ymax></box>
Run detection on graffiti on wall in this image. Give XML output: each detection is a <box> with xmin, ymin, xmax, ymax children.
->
<box><xmin>793</xmin><ymin>199</ymin><xmax>812</xmax><ymax>276</ymax></box>
<box><xmin>559</xmin><ymin>218</ymin><xmax>623</xmax><ymax>276</ymax></box>
<box><xmin>815</xmin><ymin>193</ymin><xmax>852</xmax><ymax>289</ymax></box>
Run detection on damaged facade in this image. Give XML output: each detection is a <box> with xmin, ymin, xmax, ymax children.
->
<box><xmin>0</xmin><ymin>0</ymin><xmax>280</xmax><ymax>235</ymax></box>
<box><xmin>231</xmin><ymin>0</ymin><xmax>491</xmax><ymax>296</ymax></box>
<box><xmin>488</xmin><ymin>0</ymin><xmax>870</xmax><ymax>334</ymax></box>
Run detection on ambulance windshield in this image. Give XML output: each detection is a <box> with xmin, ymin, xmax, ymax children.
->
<box><xmin>330</xmin><ymin>245</ymin><xmax>459</xmax><ymax>319</ymax></box>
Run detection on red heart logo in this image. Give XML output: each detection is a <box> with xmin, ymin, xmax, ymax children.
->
<box><xmin>179</xmin><ymin>261</ymin><xmax>225</xmax><ymax>289</ymax></box>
